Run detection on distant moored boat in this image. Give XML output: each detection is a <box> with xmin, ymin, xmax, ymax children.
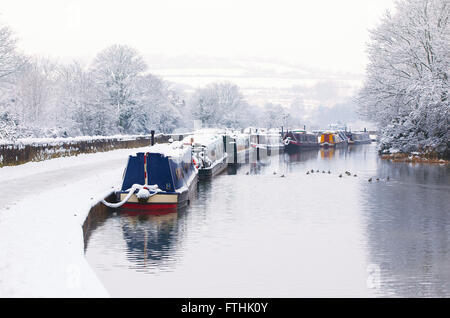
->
<box><xmin>225</xmin><ymin>132</ymin><xmax>252</xmax><ymax>164</ymax></box>
<box><xmin>319</xmin><ymin>132</ymin><xmax>347</xmax><ymax>148</ymax></box>
<box><xmin>283</xmin><ymin>129</ymin><xmax>319</xmax><ymax>153</ymax></box>
<box><xmin>182</xmin><ymin>130</ymin><xmax>228</xmax><ymax>180</ymax></box>
<box><xmin>247</xmin><ymin>128</ymin><xmax>284</xmax><ymax>156</ymax></box>
<box><xmin>347</xmin><ymin>132</ymin><xmax>372</xmax><ymax>145</ymax></box>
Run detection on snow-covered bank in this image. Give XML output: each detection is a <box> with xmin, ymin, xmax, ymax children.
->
<box><xmin>0</xmin><ymin>146</ymin><xmax>149</xmax><ymax>297</ymax></box>
<box><xmin>380</xmin><ymin>152</ymin><xmax>450</xmax><ymax>164</ymax></box>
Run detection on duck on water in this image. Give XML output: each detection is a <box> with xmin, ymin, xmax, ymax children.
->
<box><xmin>102</xmin><ymin>141</ymin><xmax>198</xmax><ymax>213</ymax></box>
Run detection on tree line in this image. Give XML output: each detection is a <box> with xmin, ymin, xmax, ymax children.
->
<box><xmin>0</xmin><ymin>20</ymin><xmax>305</xmax><ymax>142</ymax></box>
<box><xmin>0</xmin><ymin>40</ymin><xmax>189</xmax><ymax>140</ymax></box>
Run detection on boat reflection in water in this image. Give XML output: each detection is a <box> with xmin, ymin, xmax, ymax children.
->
<box><xmin>121</xmin><ymin>211</ymin><xmax>181</xmax><ymax>272</ymax></box>
<box><xmin>286</xmin><ymin>149</ymin><xmax>320</xmax><ymax>163</ymax></box>
<box><xmin>319</xmin><ymin>147</ymin><xmax>336</xmax><ymax>160</ymax></box>
<box><xmin>83</xmin><ymin>206</ymin><xmax>185</xmax><ymax>272</ymax></box>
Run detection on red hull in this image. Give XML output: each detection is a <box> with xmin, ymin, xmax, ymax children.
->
<box><xmin>121</xmin><ymin>202</ymin><xmax>177</xmax><ymax>215</ymax></box>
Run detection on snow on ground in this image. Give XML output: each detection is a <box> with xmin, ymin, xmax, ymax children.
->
<box><xmin>0</xmin><ymin>146</ymin><xmax>150</xmax><ymax>297</ymax></box>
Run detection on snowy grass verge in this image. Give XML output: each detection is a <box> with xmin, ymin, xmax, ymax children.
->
<box><xmin>0</xmin><ymin>146</ymin><xmax>150</xmax><ymax>297</ymax></box>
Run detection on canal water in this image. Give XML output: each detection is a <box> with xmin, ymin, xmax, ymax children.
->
<box><xmin>84</xmin><ymin>144</ymin><xmax>450</xmax><ymax>297</ymax></box>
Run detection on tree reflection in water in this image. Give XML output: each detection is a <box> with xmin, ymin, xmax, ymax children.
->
<box><xmin>361</xmin><ymin>161</ymin><xmax>450</xmax><ymax>297</ymax></box>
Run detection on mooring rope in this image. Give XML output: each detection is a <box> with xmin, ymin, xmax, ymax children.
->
<box><xmin>101</xmin><ymin>184</ymin><xmax>162</xmax><ymax>208</ymax></box>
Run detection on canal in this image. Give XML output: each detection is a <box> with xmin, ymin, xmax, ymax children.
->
<box><xmin>84</xmin><ymin>144</ymin><xmax>450</xmax><ymax>297</ymax></box>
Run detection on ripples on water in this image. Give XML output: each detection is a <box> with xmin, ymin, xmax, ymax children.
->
<box><xmin>84</xmin><ymin>144</ymin><xmax>450</xmax><ymax>297</ymax></box>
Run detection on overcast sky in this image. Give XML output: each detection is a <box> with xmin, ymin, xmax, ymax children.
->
<box><xmin>0</xmin><ymin>0</ymin><xmax>396</xmax><ymax>74</ymax></box>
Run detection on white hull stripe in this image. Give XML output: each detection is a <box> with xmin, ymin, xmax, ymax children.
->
<box><xmin>120</xmin><ymin>193</ymin><xmax>178</xmax><ymax>204</ymax></box>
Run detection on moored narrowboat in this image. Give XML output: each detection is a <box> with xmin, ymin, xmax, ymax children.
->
<box><xmin>244</xmin><ymin>127</ymin><xmax>283</xmax><ymax>158</ymax></box>
<box><xmin>283</xmin><ymin>130</ymin><xmax>319</xmax><ymax>153</ymax></box>
<box><xmin>247</xmin><ymin>129</ymin><xmax>284</xmax><ymax>154</ymax></box>
<box><xmin>104</xmin><ymin>142</ymin><xmax>198</xmax><ymax>213</ymax></box>
<box><xmin>347</xmin><ymin>131</ymin><xmax>372</xmax><ymax>144</ymax></box>
<box><xmin>250</xmin><ymin>131</ymin><xmax>267</xmax><ymax>151</ymax></box>
<box><xmin>319</xmin><ymin>132</ymin><xmax>346</xmax><ymax>147</ymax></box>
<box><xmin>266</xmin><ymin>132</ymin><xmax>284</xmax><ymax>155</ymax></box>
<box><xmin>183</xmin><ymin>131</ymin><xmax>228</xmax><ymax>180</ymax></box>
<box><xmin>225</xmin><ymin>132</ymin><xmax>252</xmax><ymax>164</ymax></box>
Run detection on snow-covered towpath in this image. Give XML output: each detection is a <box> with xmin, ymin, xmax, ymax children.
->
<box><xmin>0</xmin><ymin>147</ymin><xmax>149</xmax><ymax>297</ymax></box>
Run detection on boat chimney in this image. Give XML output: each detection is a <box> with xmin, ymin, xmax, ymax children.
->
<box><xmin>151</xmin><ymin>130</ymin><xmax>155</xmax><ymax>146</ymax></box>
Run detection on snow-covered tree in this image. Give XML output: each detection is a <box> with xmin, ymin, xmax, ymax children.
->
<box><xmin>0</xmin><ymin>22</ymin><xmax>25</xmax><ymax>80</ymax></box>
<box><xmin>160</xmin><ymin>83</ymin><xmax>184</xmax><ymax>133</ymax></box>
<box><xmin>0</xmin><ymin>21</ymin><xmax>25</xmax><ymax>141</ymax></box>
<box><xmin>358</xmin><ymin>0</ymin><xmax>449</xmax><ymax>157</ymax></box>
<box><xmin>13</xmin><ymin>58</ymin><xmax>57</xmax><ymax>125</ymax></box>
<box><xmin>56</xmin><ymin>62</ymin><xmax>110</xmax><ymax>136</ymax></box>
<box><xmin>90</xmin><ymin>44</ymin><xmax>147</xmax><ymax>133</ymax></box>
<box><xmin>288</xmin><ymin>97</ymin><xmax>307</xmax><ymax>128</ymax></box>
<box><xmin>0</xmin><ymin>109</ymin><xmax>18</xmax><ymax>140</ymax></box>
<box><xmin>125</xmin><ymin>74</ymin><xmax>183</xmax><ymax>134</ymax></box>
<box><xmin>132</xmin><ymin>74</ymin><xmax>165</xmax><ymax>133</ymax></box>
<box><xmin>190</xmin><ymin>82</ymin><xmax>249</xmax><ymax>128</ymax></box>
<box><xmin>262</xmin><ymin>103</ymin><xmax>290</xmax><ymax>129</ymax></box>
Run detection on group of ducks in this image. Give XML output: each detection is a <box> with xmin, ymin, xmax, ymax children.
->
<box><xmin>245</xmin><ymin>169</ymin><xmax>389</xmax><ymax>182</ymax></box>
<box><xmin>306</xmin><ymin>169</ymin><xmax>333</xmax><ymax>175</ymax></box>
<box><xmin>306</xmin><ymin>169</ymin><xmax>390</xmax><ymax>182</ymax></box>
<box><xmin>245</xmin><ymin>171</ymin><xmax>287</xmax><ymax>177</ymax></box>
<box><xmin>368</xmin><ymin>176</ymin><xmax>390</xmax><ymax>182</ymax></box>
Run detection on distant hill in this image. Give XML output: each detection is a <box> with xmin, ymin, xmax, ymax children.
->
<box><xmin>146</xmin><ymin>54</ymin><xmax>364</xmax><ymax>108</ymax></box>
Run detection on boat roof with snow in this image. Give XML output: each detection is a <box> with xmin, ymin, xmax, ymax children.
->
<box><xmin>121</xmin><ymin>142</ymin><xmax>197</xmax><ymax>194</ymax></box>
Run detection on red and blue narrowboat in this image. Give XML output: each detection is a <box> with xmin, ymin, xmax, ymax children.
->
<box><xmin>104</xmin><ymin>142</ymin><xmax>198</xmax><ymax>213</ymax></box>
